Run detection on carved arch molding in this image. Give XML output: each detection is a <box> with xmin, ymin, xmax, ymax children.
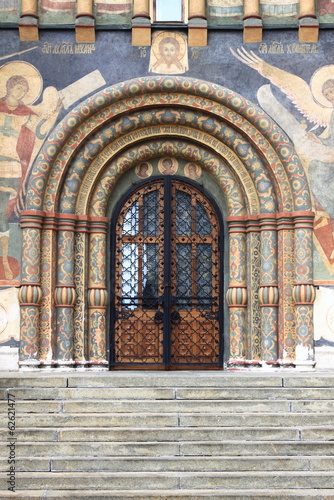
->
<box><xmin>19</xmin><ymin>76</ymin><xmax>315</xmax><ymax>369</ymax></box>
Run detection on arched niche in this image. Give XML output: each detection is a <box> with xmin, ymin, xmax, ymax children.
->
<box><xmin>19</xmin><ymin>76</ymin><xmax>315</xmax><ymax>369</ymax></box>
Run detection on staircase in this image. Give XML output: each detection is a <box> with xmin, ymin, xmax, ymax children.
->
<box><xmin>1</xmin><ymin>371</ymin><xmax>334</xmax><ymax>499</ymax></box>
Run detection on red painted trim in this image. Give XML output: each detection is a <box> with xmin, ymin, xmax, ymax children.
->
<box><xmin>19</xmin><ymin>303</ymin><xmax>41</xmax><ymax>307</ymax></box>
<box><xmin>76</xmin><ymin>12</ymin><xmax>95</xmax><ymax>19</ymax></box>
<box><xmin>298</xmin><ymin>14</ymin><xmax>317</xmax><ymax>19</ymax></box>
<box><xmin>243</xmin><ymin>14</ymin><xmax>262</xmax><ymax>20</ymax></box>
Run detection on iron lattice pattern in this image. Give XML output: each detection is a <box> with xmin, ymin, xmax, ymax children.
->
<box><xmin>112</xmin><ymin>178</ymin><xmax>221</xmax><ymax>366</ymax></box>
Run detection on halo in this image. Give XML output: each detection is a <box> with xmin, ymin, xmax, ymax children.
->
<box><xmin>0</xmin><ymin>61</ymin><xmax>43</xmax><ymax>105</ymax></box>
<box><xmin>310</xmin><ymin>65</ymin><xmax>334</xmax><ymax>108</ymax></box>
<box><xmin>152</xmin><ymin>31</ymin><xmax>186</xmax><ymax>61</ymax></box>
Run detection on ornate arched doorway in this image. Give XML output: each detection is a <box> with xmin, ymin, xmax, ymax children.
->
<box><xmin>18</xmin><ymin>76</ymin><xmax>315</xmax><ymax>370</ymax></box>
<box><xmin>110</xmin><ymin>176</ymin><xmax>223</xmax><ymax>368</ymax></box>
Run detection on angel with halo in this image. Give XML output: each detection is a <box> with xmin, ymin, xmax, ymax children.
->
<box><xmin>231</xmin><ymin>47</ymin><xmax>334</xmax><ymax>268</ymax></box>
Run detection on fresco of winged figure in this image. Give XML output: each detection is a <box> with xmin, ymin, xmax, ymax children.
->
<box><xmin>231</xmin><ymin>46</ymin><xmax>334</xmax><ymax>271</ymax></box>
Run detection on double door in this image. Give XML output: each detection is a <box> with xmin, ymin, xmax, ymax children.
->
<box><xmin>111</xmin><ymin>177</ymin><xmax>223</xmax><ymax>368</ymax></box>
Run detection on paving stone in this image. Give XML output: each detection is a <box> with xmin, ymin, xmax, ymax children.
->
<box><xmin>0</xmin><ymin>490</ymin><xmax>333</xmax><ymax>499</ymax></box>
<box><xmin>63</xmin><ymin>400</ymin><xmax>292</xmax><ymax>413</ymax></box>
<box><xmin>0</xmin><ymin>401</ymin><xmax>62</xmax><ymax>413</ymax></box>
<box><xmin>0</xmin><ymin>429</ymin><xmax>57</xmax><ymax>442</ymax></box>
<box><xmin>175</xmin><ymin>388</ymin><xmax>334</xmax><ymax>400</ymax></box>
<box><xmin>283</xmin><ymin>376</ymin><xmax>334</xmax><ymax>388</ymax></box>
<box><xmin>179</xmin><ymin>412</ymin><xmax>334</xmax><ymax>427</ymax></box>
<box><xmin>11</xmin><ymin>388</ymin><xmax>174</xmax><ymax>400</ymax></box>
<box><xmin>180</xmin><ymin>440</ymin><xmax>334</xmax><ymax>456</ymax></box>
<box><xmin>179</xmin><ymin>471</ymin><xmax>334</xmax><ymax>489</ymax></box>
<box><xmin>50</xmin><ymin>456</ymin><xmax>310</xmax><ymax>472</ymax></box>
<box><xmin>292</xmin><ymin>400</ymin><xmax>334</xmax><ymax>412</ymax></box>
<box><xmin>0</xmin><ymin>441</ymin><xmax>179</xmax><ymax>457</ymax></box>
<box><xmin>14</xmin><ymin>413</ymin><xmax>178</xmax><ymax>428</ymax></box>
<box><xmin>67</xmin><ymin>374</ymin><xmax>284</xmax><ymax>388</ymax></box>
<box><xmin>300</xmin><ymin>427</ymin><xmax>334</xmax><ymax>440</ymax></box>
<box><xmin>0</xmin><ymin>378</ymin><xmax>67</xmax><ymax>388</ymax></box>
<box><xmin>0</xmin><ymin>458</ymin><xmax>50</xmax><ymax>472</ymax></box>
<box><xmin>58</xmin><ymin>426</ymin><xmax>299</xmax><ymax>442</ymax></box>
<box><xmin>5</xmin><ymin>472</ymin><xmax>179</xmax><ymax>490</ymax></box>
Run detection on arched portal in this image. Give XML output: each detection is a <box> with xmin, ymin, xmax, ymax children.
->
<box><xmin>18</xmin><ymin>76</ymin><xmax>315</xmax><ymax>369</ymax></box>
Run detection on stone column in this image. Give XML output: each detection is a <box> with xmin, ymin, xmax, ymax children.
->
<box><xmin>19</xmin><ymin>211</ymin><xmax>44</xmax><ymax>365</ymax></box>
<box><xmin>243</xmin><ymin>0</ymin><xmax>262</xmax><ymax>43</ymax></box>
<box><xmin>39</xmin><ymin>213</ymin><xmax>58</xmax><ymax>365</ymax></box>
<box><xmin>226</xmin><ymin>217</ymin><xmax>248</xmax><ymax>365</ymax></box>
<box><xmin>73</xmin><ymin>216</ymin><xmax>90</xmax><ymax>364</ymax></box>
<box><xmin>299</xmin><ymin>0</ymin><xmax>319</xmax><ymax>42</ymax></box>
<box><xmin>87</xmin><ymin>217</ymin><xmax>109</xmax><ymax>366</ymax></box>
<box><xmin>188</xmin><ymin>0</ymin><xmax>207</xmax><ymax>47</ymax></box>
<box><xmin>246</xmin><ymin>217</ymin><xmax>261</xmax><ymax>363</ymax></box>
<box><xmin>55</xmin><ymin>215</ymin><xmax>77</xmax><ymax>365</ymax></box>
<box><xmin>259</xmin><ymin>215</ymin><xmax>279</xmax><ymax>363</ymax></box>
<box><xmin>132</xmin><ymin>0</ymin><xmax>151</xmax><ymax>46</ymax></box>
<box><xmin>277</xmin><ymin>214</ymin><xmax>295</xmax><ymax>365</ymax></box>
<box><xmin>76</xmin><ymin>0</ymin><xmax>95</xmax><ymax>43</ymax></box>
<box><xmin>19</xmin><ymin>0</ymin><xmax>39</xmax><ymax>41</ymax></box>
<box><xmin>293</xmin><ymin>212</ymin><xmax>315</xmax><ymax>366</ymax></box>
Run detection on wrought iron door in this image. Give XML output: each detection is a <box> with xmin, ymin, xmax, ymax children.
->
<box><xmin>111</xmin><ymin>177</ymin><xmax>222</xmax><ymax>368</ymax></box>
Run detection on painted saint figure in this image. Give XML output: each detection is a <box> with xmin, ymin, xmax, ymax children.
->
<box><xmin>158</xmin><ymin>157</ymin><xmax>178</xmax><ymax>175</ymax></box>
<box><xmin>149</xmin><ymin>32</ymin><xmax>188</xmax><ymax>75</ymax></box>
<box><xmin>231</xmin><ymin>47</ymin><xmax>334</xmax><ymax>271</ymax></box>
<box><xmin>0</xmin><ymin>62</ymin><xmax>62</xmax><ymax>280</ymax></box>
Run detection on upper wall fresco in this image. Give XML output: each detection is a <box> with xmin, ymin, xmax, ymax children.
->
<box><xmin>0</xmin><ymin>28</ymin><xmax>334</xmax><ymax>290</ymax></box>
<box><xmin>2</xmin><ymin>0</ymin><xmax>334</xmax><ymax>27</ymax></box>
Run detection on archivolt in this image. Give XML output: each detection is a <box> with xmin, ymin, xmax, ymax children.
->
<box><xmin>19</xmin><ymin>76</ymin><xmax>315</xmax><ymax>369</ymax></box>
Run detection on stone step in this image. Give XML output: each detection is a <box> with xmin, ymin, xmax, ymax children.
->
<box><xmin>0</xmin><ymin>426</ymin><xmax>304</xmax><ymax>442</ymax></box>
<box><xmin>2</xmin><ymin>372</ymin><xmax>334</xmax><ymax>389</ymax></box>
<box><xmin>5</xmin><ymin>412</ymin><xmax>334</xmax><ymax>428</ymax></box>
<box><xmin>1</xmin><ymin>489</ymin><xmax>334</xmax><ymax>499</ymax></box>
<box><xmin>2</xmin><ymin>471</ymin><xmax>334</xmax><ymax>490</ymax></box>
<box><xmin>1</xmin><ymin>398</ymin><xmax>333</xmax><ymax>414</ymax></box>
<box><xmin>5</xmin><ymin>387</ymin><xmax>334</xmax><ymax>400</ymax></box>
<box><xmin>2</xmin><ymin>456</ymin><xmax>334</xmax><ymax>473</ymax></box>
<box><xmin>4</xmin><ymin>440</ymin><xmax>334</xmax><ymax>457</ymax></box>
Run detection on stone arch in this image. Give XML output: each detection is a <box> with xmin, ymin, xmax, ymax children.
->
<box><xmin>19</xmin><ymin>76</ymin><xmax>315</xmax><ymax>368</ymax></box>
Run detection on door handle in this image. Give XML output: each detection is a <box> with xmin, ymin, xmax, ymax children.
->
<box><xmin>154</xmin><ymin>311</ymin><xmax>164</xmax><ymax>325</ymax></box>
<box><xmin>171</xmin><ymin>310</ymin><xmax>181</xmax><ymax>325</ymax></box>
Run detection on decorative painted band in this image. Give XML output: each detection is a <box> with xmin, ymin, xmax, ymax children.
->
<box><xmin>292</xmin><ymin>283</ymin><xmax>315</xmax><ymax>304</ymax></box>
<box><xmin>76</xmin><ymin>12</ymin><xmax>95</xmax><ymax>18</ymax></box>
<box><xmin>227</xmin><ymin>359</ymin><xmax>262</xmax><ymax>366</ymax></box>
<box><xmin>54</xmin><ymin>285</ymin><xmax>77</xmax><ymax>306</ymax></box>
<box><xmin>88</xmin><ymin>360</ymin><xmax>109</xmax><ymax>365</ymax></box>
<box><xmin>19</xmin><ymin>12</ymin><xmax>39</xmax><ymax>19</ymax></box>
<box><xmin>259</xmin><ymin>285</ymin><xmax>279</xmax><ymax>306</ymax></box>
<box><xmin>19</xmin><ymin>284</ymin><xmax>43</xmax><ymax>305</ymax></box>
<box><xmin>298</xmin><ymin>13</ymin><xmax>317</xmax><ymax>19</ymax></box>
<box><xmin>188</xmin><ymin>15</ymin><xmax>207</xmax><ymax>20</ymax></box>
<box><xmin>226</xmin><ymin>286</ymin><xmax>248</xmax><ymax>306</ymax></box>
<box><xmin>132</xmin><ymin>13</ymin><xmax>150</xmax><ymax>19</ymax></box>
<box><xmin>88</xmin><ymin>287</ymin><xmax>109</xmax><ymax>307</ymax></box>
<box><xmin>243</xmin><ymin>14</ymin><xmax>262</xmax><ymax>20</ymax></box>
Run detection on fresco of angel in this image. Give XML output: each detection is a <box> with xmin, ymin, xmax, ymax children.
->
<box><xmin>231</xmin><ymin>47</ymin><xmax>334</xmax><ymax>270</ymax></box>
<box><xmin>0</xmin><ymin>61</ymin><xmax>62</xmax><ymax>281</ymax></box>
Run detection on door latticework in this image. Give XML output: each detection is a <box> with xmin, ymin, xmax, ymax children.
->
<box><xmin>111</xmin><ymin>177</ymin><xmax>223</xmax><ymax>368</ymax></box>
